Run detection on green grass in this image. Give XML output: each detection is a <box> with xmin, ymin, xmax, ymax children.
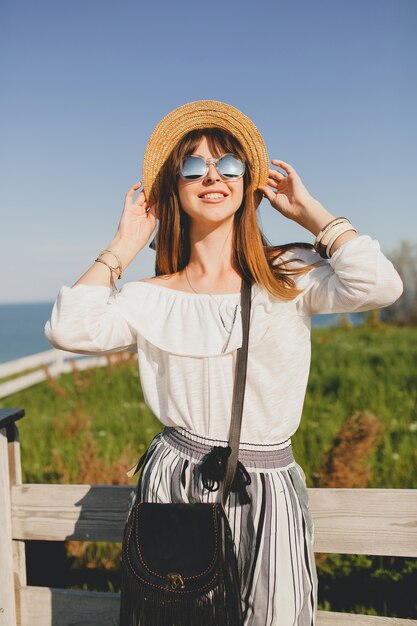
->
<box><xmin>2</xmin><ymin>326</ymin><xmax>416</xmax><ymax>488</ymax></box>
<box><xmin>1</xmin><ymin>355</ymin><xmax>161</xmax><ymax>484</ymax></box>
<box><xmin>297</xmin><ymin>325</ymin><xmax>417</xmax><ymax>489</ymax></box>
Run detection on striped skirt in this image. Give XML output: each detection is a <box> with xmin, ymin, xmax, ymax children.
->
<box><xmin>127</xmin><ymin>426</ymin><xmax>318</xmax><ymax>626</ymax></box>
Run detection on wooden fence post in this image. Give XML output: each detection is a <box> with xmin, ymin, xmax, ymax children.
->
<box><xmin>0</xmin><ymin>408</ymin><xmax>25</xmax><ymax>626</ymax></box>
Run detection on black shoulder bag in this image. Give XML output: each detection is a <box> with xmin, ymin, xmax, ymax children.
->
<box><xmin>119</xmin><ymin>277</ymin><xmax>252</xmax><ymax>626</ymax></box>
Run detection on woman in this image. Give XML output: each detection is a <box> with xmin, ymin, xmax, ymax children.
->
<box><xmin>44</xmin><ymin>100</ymin><xmax>403</xmax><ymax>625</ymax></box>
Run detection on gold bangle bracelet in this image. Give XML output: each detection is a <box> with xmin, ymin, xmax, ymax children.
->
<box><xmin>96</xmin><ymin>249</ymin><xmax>123</xmax><ymax>278</ymax></box>
<box><xmin>94</xmin><ymin>258</ymin><xmax>119</xmax><ymax>294</ymax></box>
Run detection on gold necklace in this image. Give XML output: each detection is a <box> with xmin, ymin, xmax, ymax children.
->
<box><xmin>184</xmin><ymin>265</ymin><xmax>239</xmax><ymax>334</ymax></box>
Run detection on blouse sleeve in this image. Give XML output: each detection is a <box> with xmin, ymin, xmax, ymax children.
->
<box><xmin>44</xmin><ymin>284</ymin><xmax>138</xmax><ymax>355</ymax></box>
<box><xmin>279</xmin><ymin>234</ymin><xmax>404</xmax><ymax>316</ymax></box>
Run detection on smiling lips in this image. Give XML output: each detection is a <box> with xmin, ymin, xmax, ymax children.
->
<box><xmin>198</xmin><ymin>191</ymin><xmax>229</xmax><ymax>202</ymax></box>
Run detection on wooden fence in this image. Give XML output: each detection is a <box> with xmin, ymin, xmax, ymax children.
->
<box><xmin>0</xmin><ymin>348</ymin><xmax>134</xmax><ymax>399</ymax></box>
<box><xmin>1</xmin><ymin>407</ymin><xmax>416</xmax><ymax>625</ymax></box>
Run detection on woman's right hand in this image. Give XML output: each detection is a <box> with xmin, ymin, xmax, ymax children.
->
<box><xmin>116</xmin><ymin>181</ymin><xmax>157</xmax><ymax>248</ymax></box>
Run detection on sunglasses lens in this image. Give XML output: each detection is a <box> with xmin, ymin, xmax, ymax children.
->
<box><xmin>180</xmin><ymin>156</ymin><xmax>207</xmax><ymax>180</ymax></box>
<box><xmin>180</xmin><ymin>154</ymin><xmax>245</xmax><ymax>180</ymax></box>
<box><xmin>217</xmin><ymin>154</ymin><xmax>245</xmax><ymax>179</ymax></box>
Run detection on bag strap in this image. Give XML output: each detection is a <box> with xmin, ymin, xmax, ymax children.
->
<box><xmin>221</xmin><ymin>276</ymin><xmax>252</xmax><ymax>508</ymax></box>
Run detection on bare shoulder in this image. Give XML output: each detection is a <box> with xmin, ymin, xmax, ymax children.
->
<box><xmin>138</xmin><ymin>272</ymin><xmax>192</xmax><ymax>291</ymax></box>
<box><xmin>138</xmin><ymin>274</ymin><xmax>179</xmax><ymax>285</ymax></box>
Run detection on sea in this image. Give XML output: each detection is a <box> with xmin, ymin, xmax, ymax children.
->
<box><xmin>0</xmin><ymin>302</ymin><xmax>366</xmax><ymax>365</ymax></box>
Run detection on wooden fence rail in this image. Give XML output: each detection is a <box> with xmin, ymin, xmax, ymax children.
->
<box><xmin>0</xmin><ymin>348</ymin><xmax>134</xmax><ymax>399</ymax></box>
<box><xmin>1</xmin><ymin>408</ymin><xmax>416</xmax><ymax>626</ymax></box>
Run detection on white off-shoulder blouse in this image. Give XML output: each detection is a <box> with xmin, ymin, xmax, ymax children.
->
<box><xmin>44</xmin><ymin>235</ymin><xmax>403</xmax><ymax>444</ymax></box>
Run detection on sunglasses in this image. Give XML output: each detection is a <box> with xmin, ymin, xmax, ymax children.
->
<box><xmin>179</xmin><ymin>153</ymin><xmax>246</xmax><ymax>182</ymax></box>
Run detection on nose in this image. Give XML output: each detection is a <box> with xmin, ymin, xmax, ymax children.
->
<box><xmin>204</xmin><ymin>161</ymin><xmax>220</xmax><ymax>183</ymax></box>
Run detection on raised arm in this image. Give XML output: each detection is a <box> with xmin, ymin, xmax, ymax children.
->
<box><xmin>44</xmin><ymin>182</ymin><xmax>157</xmax><ymax>354</ymax></box>
<box><xmin>259</xmin><ymin>159</ymin><xmax>403</xmax><ymax>316</ymax></box>
<box><xmin>277</xmin><ymin>235</ymin><xmax>403</xmax><ymax>317</ymax></box>
<box><xmin>72</xmin><ymin>181</ymin><xmax>156</xmax><ymax>289</ymax></box>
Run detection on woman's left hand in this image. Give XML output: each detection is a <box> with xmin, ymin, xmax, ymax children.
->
<box><xmin>258</xmin><ymin>160</ymin><xmax>319</xmax><ymax>224</ymax></box>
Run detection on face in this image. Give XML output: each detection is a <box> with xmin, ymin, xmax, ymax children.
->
<box><xmin>177</xmin><ymin>136</ymin><xmax>245</xmax><ymax>227</ymax></box>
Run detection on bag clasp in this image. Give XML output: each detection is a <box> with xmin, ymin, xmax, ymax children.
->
<box><xmin>167</xmin><ymin>572</ymin><xmax>186</xmax><ymax>590</ymax></box>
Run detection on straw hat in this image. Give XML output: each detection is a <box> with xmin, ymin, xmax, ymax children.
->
<box><xmin>142</xmin><ymin>99</ymin><xmax>269</xmax><ymax>209</ymax></box>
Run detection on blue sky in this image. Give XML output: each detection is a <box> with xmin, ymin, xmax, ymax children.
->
<box><xmin>1</xmin><ymin>0</ymin><xmax>416</xmax><ymax>303</ymax></box>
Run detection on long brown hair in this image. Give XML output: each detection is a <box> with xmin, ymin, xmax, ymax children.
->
<box><xmin>150</xmin><ymin>127</ymin><xmax>324</xmax><ymax>301</ymax></box>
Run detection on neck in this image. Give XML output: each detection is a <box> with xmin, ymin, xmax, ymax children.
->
<box><xmin>186</xmin><ymin>221</ymin><xmax>235</xmax><ymax>278</ymax></box>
